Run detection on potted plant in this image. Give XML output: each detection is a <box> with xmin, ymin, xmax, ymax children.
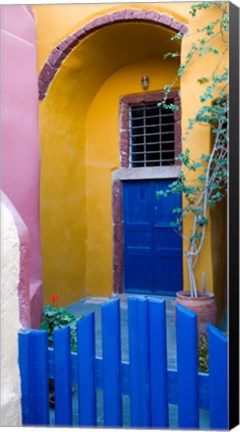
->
<box><xmin>40</xmin><ymin>296</ymin><xmax>84</xmax><ymax>407</ymax></box>
<box><xmin>157</xmin><ymin>2</ymin><xmax>228</xmax><ymax>333</ymax></box>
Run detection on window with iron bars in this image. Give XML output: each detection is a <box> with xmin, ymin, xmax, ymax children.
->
<box><xmin>129</xmin><ymin>100</ymin><xmax>175</xmax><ymax>167</ymax></box>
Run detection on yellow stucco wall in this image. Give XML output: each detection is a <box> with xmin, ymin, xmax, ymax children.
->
<box><xmin>32</xmin><ymin>2</ymin><xmax>227</xmax><ymax>309</ymax></box>
<box><xmin>180</xmin><ymin>4</ymin><xmax>228</xmax><ymax>300</ymax></box>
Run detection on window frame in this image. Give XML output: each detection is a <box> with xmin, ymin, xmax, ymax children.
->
<box><xmin>119</xmin><ymin>89</ymin><xmax>182</xmax><ymax>169</ymax></box>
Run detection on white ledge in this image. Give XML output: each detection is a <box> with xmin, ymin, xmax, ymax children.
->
<box><xmin>112</xmin><ymin>166</ymin><xmax>181</xmax><ymax>181</ymax></box>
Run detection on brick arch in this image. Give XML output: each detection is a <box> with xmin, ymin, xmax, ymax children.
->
<box><xmin>38</xmin><ymin>9</ymin><xmax>188</xmax><ymax>100</ymax></box>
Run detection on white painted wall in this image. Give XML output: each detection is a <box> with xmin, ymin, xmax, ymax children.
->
<box><xmin>0</xmin><ymin>200</ymin><xmax>22</xmax><ymax>426</ymax></box>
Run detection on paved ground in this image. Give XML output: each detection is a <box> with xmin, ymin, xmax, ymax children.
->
<box><xmin>66</xmin><ymin>293</ymin><xmax>177</xmax><ymax>368</ymax></box>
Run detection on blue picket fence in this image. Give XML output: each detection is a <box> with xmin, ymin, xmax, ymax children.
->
<box><xmin>18</xmin><ymin>297</ymin><xmax>228</xmax><ymax>429</ymax></box>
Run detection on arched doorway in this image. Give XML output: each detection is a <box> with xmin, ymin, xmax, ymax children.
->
<box><xmin>38</xmin><ymin>9</ymin><xmax>187</xmax><ymax>303</ymax></box>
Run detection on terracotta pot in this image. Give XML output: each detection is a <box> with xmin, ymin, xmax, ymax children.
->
<box><xmin>175</xmin><ymin>290</ymin><xmax>218</xmax><ymax>335</ymax></box>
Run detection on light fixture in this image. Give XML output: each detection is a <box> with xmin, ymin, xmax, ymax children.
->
<box><xmin>141</xmin><ymin>76</ymin><xmax>149</xmax><ymax>90</ymax></box>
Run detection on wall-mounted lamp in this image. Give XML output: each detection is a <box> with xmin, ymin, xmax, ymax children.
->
<box><xmin>141</xmin><ymin>76</ymin><xmax>149</xmax><ymax>91</ymax></box>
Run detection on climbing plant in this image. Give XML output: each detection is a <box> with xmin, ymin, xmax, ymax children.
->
<box><xmin>157</xmin><ymin>2</ymin><xmax>229</xmax><ymax>297</ymax></box>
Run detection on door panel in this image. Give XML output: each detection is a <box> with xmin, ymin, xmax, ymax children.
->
<box><xmin>123</xmin><ymin>180</ymin><xmax>182</xmax><ymax>295</ymax></box>
<box><xmin>124</xmin><ymin>255</ymin><xmax>153</xmax><ymax>293</ymax></box>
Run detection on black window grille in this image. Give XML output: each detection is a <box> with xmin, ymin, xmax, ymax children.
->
<box><xmin>129</xmin><ymin>101</ymin><xmax>175</xmax><ymax>167</ymax></box>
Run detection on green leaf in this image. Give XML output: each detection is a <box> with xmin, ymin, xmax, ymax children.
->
<box><xmin>198</xmin><ymin>174</ymin><xmax>206</xmax><ymax>182</ymax></box>
<box><xmin>170</xmin><ymin>32</ymin><xmax>183</xmax><ymax>42</ymax></box>
<box><xmin>170</xmin><ymin>221</ymin><xmax>179</xmax><ymax>228</ymax></box>
<box><xmin>177</xmin><ymin>65</ymin><xmax>186</xmax><ymax>77</ymax></box>
<box><xmin>198</xmin><ymin>216</ymin><xmax>209</xmax><ymax>226</ymax></box>
<box><xmin>163</xmin><ymin>84</ymin><xmax>171</xmax><ymax>93</ymax></box>
<box><xmin>40</xmin><ymin>322</ymin><xmax>50</xmax><ymax>331</ymax></box>
<box><xmin>197</xmin><ymin>77</ymin><xmax>209</xmax><ymax>84</ymax></box>
<box><xmin>164</xmin><ymin>52</ymin><xmax>180</xmax><ymax>60</ymax></box>
<box><xmin>163</xmin><ymin>103</ymin><xmax>179</xmax><ymax>112</ymax></box>
<box><xmin>172</xmin><ymin>207</ymin><xmax>182</xmax><ymax>214</ymax></box>
<box><xmin>164</xmin><ymin>53</ymin><xmax>171</xmax><ymax>60</ymax></box>
<box><xmin>156</xmin><ymin>190</ymin><xmax>168</xmax><ymax>199</ymax></box>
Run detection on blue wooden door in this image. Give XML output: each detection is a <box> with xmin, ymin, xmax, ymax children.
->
<box><xmin>123</xmin><ymin>180</ymin><xmax>182</xmax><ymax>295</ymax></box>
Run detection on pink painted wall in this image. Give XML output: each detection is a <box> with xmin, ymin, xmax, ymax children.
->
<box><xmin>1</xmin><ymin>5</ymin><xmax>43</xmax><ymax>328</ymax></box>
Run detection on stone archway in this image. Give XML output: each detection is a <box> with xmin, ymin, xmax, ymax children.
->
<box><xmin>38</xmin><ymin>9</ymin><xmax>188</xmax><ymax>100</ymax></box>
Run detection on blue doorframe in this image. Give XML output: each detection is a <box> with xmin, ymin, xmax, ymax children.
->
<box><xmin>122</xmin><ymin>179</ymin><xmax>183</xmax><ymax>295</ymax></box>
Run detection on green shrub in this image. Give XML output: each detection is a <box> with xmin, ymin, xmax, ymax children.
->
<box><xmin>40</xmin><ymin>303</ymin><xmax>84</xmax><ymax>352</ymax></box>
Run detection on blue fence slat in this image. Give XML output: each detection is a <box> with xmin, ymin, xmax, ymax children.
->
<box><xmin>128</xmin><ymin>297</ymin><xmax>140</xmax><ymax>426</ymax></box>
<box><xmin>208</xmin><ymin>324</ymin><xmax>228</xmax><ymax>429</ymax></box>
<box><xmin>53</xmin><ymin>326</ymin><xmax>72</xmax><ymax>426</ymax></box>
<box><xmin>77</xmin><ymin>313</ymin><xmax>96</xmax><ymax>426</ymax></box>
<box><xmin>138</xmin><ymin>299</ymin><xmax>151</xmax><ymax>426</ymax></box>
<box><xmin>148</xmin><ymin>298</ymin><xmax>168</xmax><ymax>427</ymax></box>
<box><xmin>18</xmin><ymin>329</ymin><xmax>49</xmax><ymax>426</ymax></box>
<box><xmin>102</xmin><ymin>300</ymin><xmax>122</xmax><ymax>427</ymax></box>
<box><xmin>176</xmin><ymin>304</ymin><xmax>199</xmax><ymax>429</ymax></box>
<box><xmin>128</xmin><ymin>297</ymin><xmax>150</xmax><ymax>427</ymax></box>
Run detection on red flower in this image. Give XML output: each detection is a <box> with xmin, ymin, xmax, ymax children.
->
<box><xmin>50</xmin><ymin>295</ymin><xmax>59</xmax><ymax>306</ymax></box>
